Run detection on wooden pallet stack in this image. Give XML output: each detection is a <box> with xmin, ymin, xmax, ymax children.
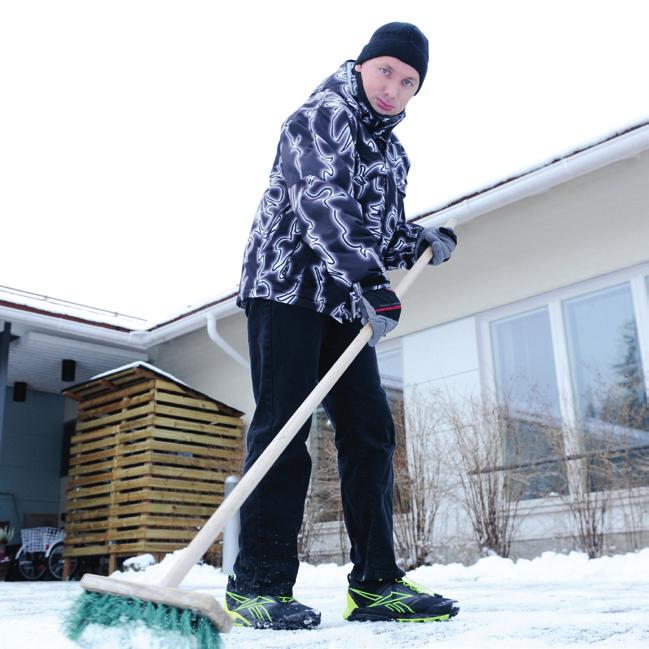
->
<box><xmin>62</xmin><ymin>362</ymin><xmax>244</xmax><ymax>575</ymax></box>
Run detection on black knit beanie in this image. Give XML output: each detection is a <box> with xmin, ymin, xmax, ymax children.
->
<box><xmin>356</xmin><ymin>22</ymin><xmax>429</xmax><ymax>94</ymax></box>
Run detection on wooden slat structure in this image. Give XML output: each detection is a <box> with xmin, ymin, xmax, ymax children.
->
<box><xmin>62</xmin><ymin>362</ymin><xmax>244</xmax><ymax>575</ymax></box>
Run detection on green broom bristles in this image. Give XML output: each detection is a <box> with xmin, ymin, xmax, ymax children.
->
<box><xmin>63</xmin><ymin>590</ymin><xmax>222</xmax><ymax>649</ymax></box>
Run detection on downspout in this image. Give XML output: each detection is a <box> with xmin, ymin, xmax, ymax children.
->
<box><xmin>0</xmin><ymin>322</ymin><xmax>11</xmax><ymax>464</ymax></box>
<box><xmin>206</xmin><ymin>313</ymin><xmax>249</xmax><ymax>369</ymax></box>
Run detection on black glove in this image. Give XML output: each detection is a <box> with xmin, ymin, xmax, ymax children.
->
<box><xmin>415</xmin><ymin>226</ymin><xmax>457</xmax><ymax>265</ymax></box>
<box><xmin>359</xmin><ymin>287</ymin><xmax>401</xmax><ymax>347</ymax></box>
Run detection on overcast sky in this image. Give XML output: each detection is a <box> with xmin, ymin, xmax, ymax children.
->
<box><xmin>1</xmin><ymin>0</ymin><xmax>648</xmax><ymax>323</ymax></box>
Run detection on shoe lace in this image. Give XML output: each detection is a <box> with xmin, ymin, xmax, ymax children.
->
<box><xmin>398</xmin><ymin>577</ymin><xmax>442</xmax><ymax>598</ymax></box>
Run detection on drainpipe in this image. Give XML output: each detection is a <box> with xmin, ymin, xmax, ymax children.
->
<box><xmin>206</xmin><ymin>313</ymin><xmax>249</xmax><ymax>369</ymax></box>
<box><xmin>0</xmin><ymin>322</ymin><xmax>10</xmax><ymax>464</ymax></box>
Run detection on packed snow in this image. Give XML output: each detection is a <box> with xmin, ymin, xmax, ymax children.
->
<box><xmin>1</xmin><ymin>549</ymin><xmax>648</xmax><ymax>649</ymax></box>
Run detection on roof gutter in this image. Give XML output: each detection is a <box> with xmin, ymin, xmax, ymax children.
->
<box><xmin>0</xmin><ymin>303</ymin><xmax>148</xmax><ymax>349</ymax></box>
<box><xmin>145</xmin><ymin>300</ymin><xmax>241</xmax><ymax>346</ymax></box>
<box><xmin>417</xmin><ymin>123</ymin><xmax>649</xmax><ymax>229</ymax></box>
<box><xmin>0</xmin><ymin>296</ymin><xmax>243</xmax><ymax>352</ymax></box>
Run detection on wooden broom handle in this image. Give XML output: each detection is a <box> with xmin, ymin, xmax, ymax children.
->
<box><xmin>160</xmin><ymin>246</ymin><xmax>435</xmax><ymax>588</ymax></box>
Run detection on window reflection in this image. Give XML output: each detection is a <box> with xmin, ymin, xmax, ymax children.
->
<box><xmin>563</xmin><ymin>283</ymin><xmax>649</xmax><ymax>489</ymax></box>
<box><xmin>491</xmin><ymin>308</ymin><xmax>567</xmax><ymax>498</ymax></box>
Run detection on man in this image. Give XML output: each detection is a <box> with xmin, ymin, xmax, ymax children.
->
<box><xmin>226</xmin><ymin>22</ymin><xmax>459</xmax><ymax>630</ymax></box>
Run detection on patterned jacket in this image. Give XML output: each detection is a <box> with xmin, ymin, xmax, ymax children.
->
<box><xmin>237</xmin><ymin>60</ymin><xmax>423</xmax><ymax>322</ymax></box>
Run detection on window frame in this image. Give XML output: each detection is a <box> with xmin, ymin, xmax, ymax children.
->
<box><xmin>477</xmin><ymin>261</ymin><xmax>649</xmax><ymax>499</ymax></box>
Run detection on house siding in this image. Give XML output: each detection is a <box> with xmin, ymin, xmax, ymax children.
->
<box><xmin>392</xmin><ymin>150</ymin><xmax>649</xmax><ymax>339</ymax></box>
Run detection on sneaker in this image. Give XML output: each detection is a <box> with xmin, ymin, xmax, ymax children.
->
<box><xmin>224</xmin><ymin>575</ymin><xmax>321</xmax><ymax>630</ymax></box>
<box><xmin>344</xmin><ymin>576</ymin><xmax>460</xmax><ymax>623</ymax></box>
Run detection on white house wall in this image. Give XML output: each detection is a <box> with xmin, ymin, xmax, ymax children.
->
<box><xmin>402</xmin><ymin>316</ymin><xmax>481</xmax><ymax>399</ymax></box>
<box><xmin>391</xmin><ymin>150</ymin><xmax>649</xmax><ymax>339</ymax></box>
<box><xmin>393</xmin><ymin>150</ymin><xmax>649</xmax><ymax>562</ymax></box>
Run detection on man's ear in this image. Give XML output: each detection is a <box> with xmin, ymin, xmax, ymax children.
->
<box><xmin>354</xmin><ymin>63</ymin><xmax>362</xmax><ymax>72</ymax></box>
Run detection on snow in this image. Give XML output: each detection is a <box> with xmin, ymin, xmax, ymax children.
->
<box><xmin>0</xmin><ymin>285</ymin><xmax>148</xmax><ymax>330</ymax></box>
<box><xmin>1</xmin><ymin>549</ymin><xmax>649</xmax><ymax>649</ymax></box>
<box><xmin>121</xmin><ymin>554</ymin><xmax>156</xmax><ymax>573</ymax></box>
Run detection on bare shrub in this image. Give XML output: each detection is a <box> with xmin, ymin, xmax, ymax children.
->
<box><xmin>440</xmin><ymin>393</ymin><xmax>535</xmax><ymax>558</ymax></box>
<box><xmin>300</xmin><ymin>389</ymin><xmax>413</xmax><ymax>565</ymax></box>
<box><xmin>392</xmin><ymin>388</ymin><xmax>451</xmax><ymax>569</ymax></box>
<box><xmin>297</xmin><ymin>491</ymin><xmax>318</xmax><ymax>561</ymax></box>
<box><xmin>617</xmin><ymin>441</ymin><xmax>649</xmax><ymax>551</ymax></box>
<box><xmin>298</xmin><ymin>408</ymin><xmax>347</xmax><ymax>563</ymax></box>
<box><xmin>546</xmin><ymin>420</ymin><xmax>612</xmax><ymax>558</ymax></box>
<box><xmin>549</xmin><ymin>389</ymin><xmax>649</xmax><ymax>558</ymax></box>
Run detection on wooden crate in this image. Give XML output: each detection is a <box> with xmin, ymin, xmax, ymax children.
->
<box><xmin>62</xmin><ymin>363</ymin><xmax>244</xmax><ymax>574</ymax></box>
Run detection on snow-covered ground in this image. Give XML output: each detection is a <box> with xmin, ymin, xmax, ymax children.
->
<box><xmin>1</xmin><ymin>549</ymin><xmax>648</xmax><ymax>649</ymax></box>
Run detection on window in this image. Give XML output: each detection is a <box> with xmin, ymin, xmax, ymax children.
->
<box><xmin>484</xmin><ymin>268</ymin><xmax>649</xmax><ymax>498</ymax></box>
<box><xmin>492</xmin><ymin>308</ymin><xmax>560</xmax><ymax>419</ymax></box>
<box><xmin>491</xmin><ymin>308</ymin><xmax>567</xmax><ymax>498</ymax></box>
<box><xmin>563</xmin><ymin>284</ymin><xmax>649</xmax><ymax>489</ymax></box>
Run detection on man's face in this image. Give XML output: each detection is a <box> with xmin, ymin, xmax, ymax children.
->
<box><xmin>354</xmin><ymin>56</ymin><xmax>420</xmax><ymax>116</ymax></box>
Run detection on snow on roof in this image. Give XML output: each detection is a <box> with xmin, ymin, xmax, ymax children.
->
<box><xmin>0</xmin><ymin>284</ymin><xmax>147</xmax><ymax>331</ymax></box>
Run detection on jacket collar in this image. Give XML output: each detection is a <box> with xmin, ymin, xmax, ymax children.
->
<box><xmin>314</xmin><ymin>61</ymin><xmax>406</xmax><ymax>145</ymax></box>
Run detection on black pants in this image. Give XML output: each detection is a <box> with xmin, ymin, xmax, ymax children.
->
<box><xmin>233</xmin><ymin>298</ymin><xmax>404</xmax><ymax>595</ymax></box>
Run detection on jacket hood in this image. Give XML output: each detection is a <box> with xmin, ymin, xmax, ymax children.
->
<box><xmin>311</xmin><ymin>61</ymin><xmax>406</xmax><ymax>144</ymax></box>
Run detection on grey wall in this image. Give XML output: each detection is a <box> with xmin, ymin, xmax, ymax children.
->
<box><xmin>0</xmin><ymin>387</ymin><xmax>65</xmax><ymax>538</ymax></box>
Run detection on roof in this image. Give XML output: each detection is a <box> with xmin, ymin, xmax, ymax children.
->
<box><xmin>0</xmin><ymin>284</ymin><xmax>146</xmax><ymax>332</ymax></box>
<box><xmin>2</xmin><ymin>119</ymin><xmax>648</xmax><ymax>338</ymax></box>
<box><xmin>148</xmin><ymin>288</ymin><xmax>239</xmax><ymax>331</ymax></box>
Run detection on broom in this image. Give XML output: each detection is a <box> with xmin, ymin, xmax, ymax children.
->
<box><xmin>63</xmin><ymin>240</ymin><xmax>441</xmax><ymax>647</ymax></box>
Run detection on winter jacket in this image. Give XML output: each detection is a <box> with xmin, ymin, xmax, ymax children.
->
<box><xmin>236</xmin><ymin>60</ymin><xmax>423</xmax><ymax>322</ymax></box>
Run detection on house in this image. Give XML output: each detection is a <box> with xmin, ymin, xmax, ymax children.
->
<box><xmin>1</xmin><ymin>120</ymin><xmax>648</xmax><ymax>563</ymax></box>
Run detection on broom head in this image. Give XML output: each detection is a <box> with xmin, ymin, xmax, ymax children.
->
<box><xmin>64</xmin><ymin>573</ymin><xmax>232</xmax><ymax>646</ymax></box>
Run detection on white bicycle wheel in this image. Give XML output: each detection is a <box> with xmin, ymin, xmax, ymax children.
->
<box><xmin>47</xmin><ymin>542</ymin><xmax>77</xmax><ymax>580</ymax></box>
